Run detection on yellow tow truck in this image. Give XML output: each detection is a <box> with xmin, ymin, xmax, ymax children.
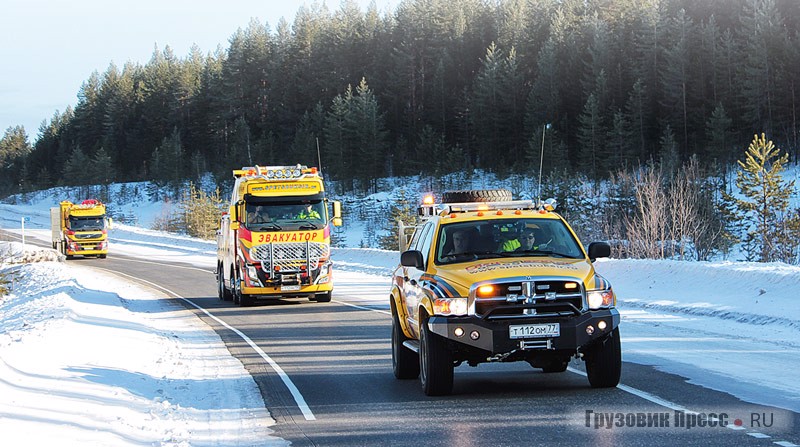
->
<box><xmin>216</xmin><ymin>165</ymin><xmax>342</xmax><ymax>306</ymax></box>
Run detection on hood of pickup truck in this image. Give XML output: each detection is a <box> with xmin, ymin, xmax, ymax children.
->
<box><xmin>429</xmin><ymin>257</ymin><xmax>597</xmax><ymax>296</ymax></box>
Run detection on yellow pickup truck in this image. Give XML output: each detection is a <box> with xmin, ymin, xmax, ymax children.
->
<box><xmin>390</xmin><ymin>189</ymin><xmax>620</xmax><ymax>395</ymax></box>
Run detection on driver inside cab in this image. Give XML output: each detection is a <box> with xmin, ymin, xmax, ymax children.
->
<box><xmin>247</xmin><ymin>205</ymin><xmax>270</xmax><ymax>225</ymax></box>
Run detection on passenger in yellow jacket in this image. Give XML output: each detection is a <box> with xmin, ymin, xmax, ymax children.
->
<box><xmin>297</xmin><ymin>204</ymin><xmax>321</xmax><ymax>220</ymax></box>
<box><xmin>502</xmin><ymin>228</ymin><xmax>540</xmax><ymax>252</ymax></box>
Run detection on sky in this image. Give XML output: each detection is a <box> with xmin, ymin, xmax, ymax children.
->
<box><xmin>0</xmin><ymin>0</ymin><xmax>400</xmax><ymax>142</ymax></box>
<box><xmin>1</xmin><ymin>182</ymin><xmax>800</xmax><ymax>444</ymax></box>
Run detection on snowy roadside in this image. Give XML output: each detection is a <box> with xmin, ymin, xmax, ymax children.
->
<box><xmin>0</xmin><ymin>242</ymin><xmax>284</xmax><ymax>447</ymax></box>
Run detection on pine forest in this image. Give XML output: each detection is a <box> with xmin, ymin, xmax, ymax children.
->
<box><xmin>2</xmin><ymin>0</ymin><xmax>800</xmax><ymax>262</ymax></box>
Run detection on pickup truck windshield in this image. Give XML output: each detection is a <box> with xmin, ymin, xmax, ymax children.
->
<box><xmin>435</xmin><ymin>218</ymin><xmax>583</xmax><ymax>265</ymax></box>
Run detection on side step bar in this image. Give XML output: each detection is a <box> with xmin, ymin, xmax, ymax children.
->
<box><xmin>402</xmin><ymin>340</ymin><xmax>420</xmax><ymax>353</ymax></box>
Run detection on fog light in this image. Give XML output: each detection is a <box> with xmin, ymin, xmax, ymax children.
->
<box><xmin>586</xmin><ymin>325</ymin><xmax>595</xmax><ymax>335</ymax></box>
<box><xmin>454</xmin><ymin>327</ymin><xmax>465</xmax><ymax>337</ymax></box>
<box><xmin>470</xmin><ymin>330</ymin><xmax>480</xmax><ymax>340</ymax></box>
<box><xmin>598</xmin><ymin>320</ymin><xmax>607</xmax><ymax>331</ymax></box>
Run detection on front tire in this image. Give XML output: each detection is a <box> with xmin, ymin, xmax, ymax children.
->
<box><xmin>239</xmin><ymin>293</ymin><xmax>254</xmax><ymax>306</ymax></box>
<box><xmin>585</xmin><ymin>328</ymin><xmax>622</xmax><ymax>388</ymax></box>
<box><xmin>419</xmin><ymin>316</ymin><xmax>454</xmax><ymax>396</ymax></box>
<box><xmin>313</xmin><ymin>291</ymin><xmax>332</xmax><ymax>303</ymax></box>
<box><xmin>232</xmin><ymin>268</ymin><xmax>241</xmax><ymax>305</ymax></box>
<box><xmin>392</xmin><ymin>306</ymin><xmax>419</xmax><ymax>379</ymax></box>
<box><xmin>218</xmin><ymin>265</ymin><xmax>233</xmax><ymax>301</ymax></box>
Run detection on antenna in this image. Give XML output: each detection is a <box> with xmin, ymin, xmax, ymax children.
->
<box><xmin>536</xmin><ymin>123</ymin><xmax>547</xmax><ymax>204</ymax></box>
<box><xmin>316</xmin><ymin>137</ymin><xmax>323</xmax><ymax>174</ymax></box>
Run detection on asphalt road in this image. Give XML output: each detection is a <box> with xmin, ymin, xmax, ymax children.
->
<box><xmin>4</xmin><ymin>231</ymin><xmax>799</xmax><ymax>447</ymax></box>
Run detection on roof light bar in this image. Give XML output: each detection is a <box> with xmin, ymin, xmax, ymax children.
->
<box><xmin>233</xmin><ymin>164</ymin><xmax>320</xmax><ymax>180</ymax></box>
<box><xmin>445</xmin><ymin>200</ymin><xmax>537</xmax><ymax>214</ymax></box>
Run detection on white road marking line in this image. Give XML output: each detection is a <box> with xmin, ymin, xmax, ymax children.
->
<box><xmin>774</xmin><ymin>441</ymin><xmax>799</xmax><ymax>447</ymax></box>
<box><xmin>334</xmin><ymin>300</ymin><xmax>391</xmax><ymax>315</ymax></box>
<box><xmin>568</xmin><ymin>366</ymin><xmax>697</xmax><ymax>413</ymax></box>
<box><xmin>107</xmin><ymin>256</ymin><xmax>214</xmax><ymax>273</ymax></box>
<box><xmin>93</xmin><ymin>267</ymin><xmax>317</xmax><ymax>421</ymax></box>
<box><xmin>748</xmin><ymin>432</ymin><xmax>771</xmax><ymax>438</ymax></box>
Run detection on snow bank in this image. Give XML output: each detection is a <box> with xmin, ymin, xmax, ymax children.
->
<box><xmin>595</xmin><ymin>258</ymin><xmax>800</xmax><ymax>330</ymax></box>
<box><xmin>0</xmin><ymin>244</ymin><xmax>283</xmax><ymax>447</ymax></box>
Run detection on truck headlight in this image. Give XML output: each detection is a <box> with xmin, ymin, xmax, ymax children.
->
<box><xmin>246</xmin><ymin>265</ymin><xmax>260</xmax><ymax>282</ymax></box>
<box><xmin>432</xmin><ymin>297</ymin><xmax>468</xmax><ymax>316</ymax></box>
<box><xmin>587</xmin><ymin>288</ymin><xmax>615</xmax><ymax>310</ymax></box>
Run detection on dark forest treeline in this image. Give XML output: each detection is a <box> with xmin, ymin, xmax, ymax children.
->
<box><xmin>2</xmin><ymin>0</ymin><xmax>800</xmax><ymax>195</ymax></box>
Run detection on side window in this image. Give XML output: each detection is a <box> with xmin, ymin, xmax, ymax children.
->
<box><xmin>407</xmin><ymin>224</ymin><xmax>427</xmax><ymax>251</ymax></box>
<box><xmin>418</xmin><ymin>222</ymin><xmax>436</xmax><ymax>265</ymax></box>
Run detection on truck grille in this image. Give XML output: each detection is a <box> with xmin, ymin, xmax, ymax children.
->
<box><xmin>74</xmin><ymin>232</ymin><xmax>102</xmax><ymax>240</ymax></box>
<box><xmin>472</xmin><ymin>278</ymin><xmax>585</xmax><ymax>319</ymax></box>
<box><xmin>251</xmin><ymin>242</ymin><xmax>329</xmax><ymax>270</ymax></box>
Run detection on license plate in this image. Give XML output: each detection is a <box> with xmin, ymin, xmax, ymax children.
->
<box><xmin>509</xmin><ymin>323</ymin><xmax>560</xmax><ymax>339</ymax></box>
<box><xmin>281</xmin><ymin>285</ymin><xmax>301</xmax><ymax>291</ymax></box>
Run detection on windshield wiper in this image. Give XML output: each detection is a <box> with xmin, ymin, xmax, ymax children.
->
<box><xmin>256</xmin><ymin>223</ymin><xmax>282</xmax><ymax>231</ymax></box>
<box><xmin>497</xmin><ymin>249</ymin><xmax>578</xmax><ymax>259</ymax></box>
<box><xmin>441</xmin><ymin>250</ymin><xmax>496</xmax><ymax>261</ymax></box>
<box><xmin>299</xmin><ymin>223</ymin><xmax>319</xmax><ymax>230</ymax></box>
<box><xmin>497</xmin><ymin>250</ymin><xmax>549</xmax><ymax>257</ymax></box>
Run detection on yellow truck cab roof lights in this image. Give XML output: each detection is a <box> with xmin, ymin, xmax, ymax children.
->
<box><xmin>233</xmin><ymin>164</ymin><xmax>321</xmax><ymax>180</ymax></box>
<box><xmin>418</xmin><ymin>198</ymin><xmax>559</xmax><ymax>218</ymax></box>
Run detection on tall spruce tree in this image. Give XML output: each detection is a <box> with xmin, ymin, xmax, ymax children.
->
<box><xmin>625</xmin><ymin>78</ymin><xmax>650</xmax><ymax>163</ymax></box>
<box><xmin>526</xmin><ymin>37</ymin><xmax>560</xmax><ymax>133</ymax></box>
<box><xmin>90</xmin><ymin>147</ymin><xmax>115</xmax><ymax>184</ymax></box>
<box><xmin>576</xmin><ymin>93</ymin><xmax>605</xmax><ymax>178</ymax></box>
<box><xmin>737</xmin><ymin>0</ymin><xmax>786</xmax><ymax>135</ymax></box>
<box><xmin>473</xmin><ymin>42</ymin><xmax>518</xmax><ymax>169</ymax></box>
<box><xmin>324</xmin><ymin>91</ymin><xmax>351</xmax><ymax>189</ymax></box>
<box><xmin>705</xmin><ymin>103</ymin><xmax>734</xmax><ymax>173</ymax></box>
<box><xmin>63</xmin><ymin>146</ymin><xmax>92</xmax><ymax>186</ymax></box>
<box><xmin>349</xmin><ymin>78</ymin><xmax>388</xmax><ymax>192</ymax></box>
<box><xmin>660</xmin><ymin>8</ymin><xmax>694</xmax><ymax>154</ymax></box>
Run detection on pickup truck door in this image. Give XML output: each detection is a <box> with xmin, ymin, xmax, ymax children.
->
<box><xmin>403</xmin><ymin>221</ymin><xmax>435</xmax><ymax>339</ymax></box>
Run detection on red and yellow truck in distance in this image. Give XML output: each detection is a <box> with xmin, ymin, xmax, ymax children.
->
<box><xmin>216</xmin><ymin>165</ymin><xmax>342</xmax><ymax>306</ymax></box>
<box><xmin>50</xmin><ymin>199</ymin><xmax>111</xmax><ymax>259</ymax></box>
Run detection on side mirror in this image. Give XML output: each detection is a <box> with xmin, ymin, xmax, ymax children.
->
<box><xmin>332</xmin><ymin>200</ymin><xmax>342</xmax><ymax>227</ymax></box>
<box><xmin>231</xmin><ymin>204</ymin><xmax>240</xmax><ymax>222</ymax></box>
<box><xmin>400</xmin><ymin>250</ymin><xmax>424</xmax><ymax>269</ymax></box>
<box><xmin>587</xmin><ymin>242</ymin><xmax>611</xmax><ymax>260</ymax></box>
<box><xmin>106</xmin><ymin>217</ymin><xmax>113</xmax><ymax>230</ymax></box>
